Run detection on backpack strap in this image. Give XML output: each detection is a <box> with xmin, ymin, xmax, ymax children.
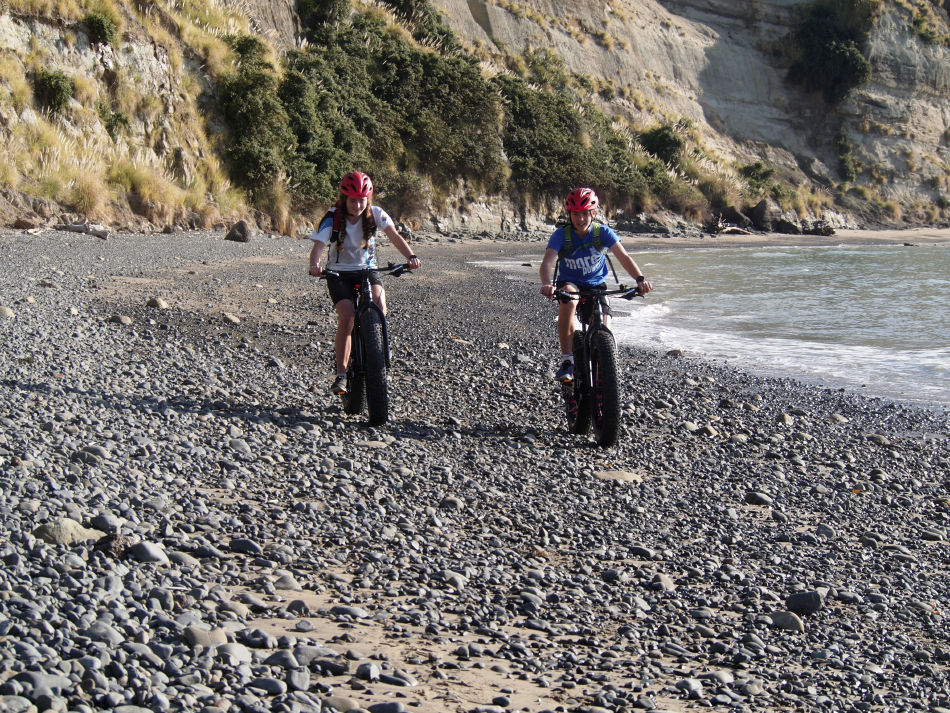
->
<box><xmin>558</xmin><ymin>223</ymin><xmax>605</xmax><ymax>258</ymax></box>
<box><xmin>324</xmin><ymin>207</ymin><xmax>378</xmax><ymax>263</ymax></box>
<box><xmin>554</xmin><ymin>222</ymin><xmax>615</xmax><ymax>283</ymax></box>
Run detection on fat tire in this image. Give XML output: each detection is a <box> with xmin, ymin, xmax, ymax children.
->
<box><xmin>341</xmin><ymin>346</ymin><xmax>365</xmax><ymax>415</ymax></box>
<box><xmin>361</xmin><ymin>310</ymin><xmax>389</xmax><ymax>426</ymax></box>
<box><xmin>590</xmin><ymin>329</ymin><xmax>621</xmax><ymax>447</ymax></box>
<box><xmin>565</xmin><ymin>331</ymin><xmax>591</xmax><ymax>435</ymax></box>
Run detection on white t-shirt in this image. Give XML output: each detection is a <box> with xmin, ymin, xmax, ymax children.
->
<box><xmin>311</xmin><ymin>205</ymin><xmax>394</xmax><ymax>271</ymax></box>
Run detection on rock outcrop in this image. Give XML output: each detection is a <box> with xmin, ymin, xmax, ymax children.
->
<box><xmin>433</xmin><ymin>0</ymin><xmax>950</xmax><ymax>217</ymax></box>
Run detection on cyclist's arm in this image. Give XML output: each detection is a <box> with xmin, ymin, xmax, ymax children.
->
<box><xmin>608</xmin><ymin>242</ymin><xmax>652</xmax><ymax>294</ymax></box>
<box><xmin>309</xmin><ymin>240</ymin><xmax>326</xmax><ymax>276</ymax></box>
<box><xmin>539</xmin><ymin>248</ymin><xmax>559</xmax><ymax>297</ymax></box>
<box><xmin>382</xmin><ymin>224</ymin><xmax>420</xmax><ymax>269</ymax></box>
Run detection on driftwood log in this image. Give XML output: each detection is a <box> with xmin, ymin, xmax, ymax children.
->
<box><xmin>54</xmin><ymin>222</ymin><xmax>110</xmax><ymax>239</ymax></box>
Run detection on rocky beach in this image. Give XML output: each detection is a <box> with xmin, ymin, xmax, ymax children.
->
<box><xmin>0</xmin><ymin>225</ymin><xmax>948</xmax><ymax>713</ymax></box>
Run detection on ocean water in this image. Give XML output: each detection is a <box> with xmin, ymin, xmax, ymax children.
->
<box><xmin>612</xmin><ymin>242</ymin><xmax>950</xmax><ymax>409</ymax></box>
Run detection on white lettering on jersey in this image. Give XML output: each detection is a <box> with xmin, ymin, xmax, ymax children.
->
<box><xmin>563</xmin><ymin>255</ymin><xmax>601</xmax><ymax>274</ymax></box>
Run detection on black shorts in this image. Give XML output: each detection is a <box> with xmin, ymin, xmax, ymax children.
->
<box><xmin>556</xmin><ymin>280</ymin><xmax>611</xmax><ymax>323</ymax></box>
<box><xmin>326</xmin><ymin>270</ymin><xmax>382</xmax><ymax>305</ymax></box>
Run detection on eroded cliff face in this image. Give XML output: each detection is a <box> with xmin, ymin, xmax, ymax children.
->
<box><xmin>0</xmin><ymin>0</ymin><xmax>947</xmax><ymax>229</ymax></box>
<box><xmin>846</xmin><ymin>6</ymin><xmax>950</xmax><ymax>207</ymax></box>
<box><xmin>218</xmin><ymin>0</ymin><xmax>300</xmax><ymax>51</ymax></box>
<box><xmin>435</xmin><ymin>0</ymin><xmax>950</xmax><ymax>217</ymax></box>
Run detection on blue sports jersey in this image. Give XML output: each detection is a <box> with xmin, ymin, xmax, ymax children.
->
<box><xmin>546</xmin><ymin>222</ymin><xmax>619</xmax><ymax>285</ymax></box>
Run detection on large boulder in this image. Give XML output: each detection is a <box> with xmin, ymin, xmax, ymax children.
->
<box><xmin>225</xmin><ymin>220</ymin><xmax>255</xmax><ymax>243</ymax></box>
<box><xmin>33</xmin><ymin>517</ymin><xmax>105</xmax><ymax>545</ymax></box>
<box><xmin>749</xmin><ymin>199</ymin><xmax>784</xmax><ymax>232</ymax></box>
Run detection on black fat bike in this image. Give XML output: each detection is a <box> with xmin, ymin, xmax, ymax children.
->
<box><xmin>322</xmin><ymin>263</ymin><xmax>409</xmax><ymax>426</ymax></box>
<box><xmin>556</xmin><ymin>285</ymin><xmax>641</xmax><ymax>447</ymax></box>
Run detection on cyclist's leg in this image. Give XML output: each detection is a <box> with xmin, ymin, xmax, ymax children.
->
<box><xmin>333</xmin><ymin>299</ymin><xmax>355</xmax><ymax>374</ymax></box>
<box><xmin>326</xmin><ymin>274</ymin><xmax>358</xmax><ymax>374</ymax></box>
<box><xmin>556</xmin><ymin>281</ymin><xmax>579</xmax><ymax>354</ymax></box>
<box><xmin>372</xmin><ymin>284</ymin><xmax>386</xmax><ymax>315</ymax></box>
<box><xmin>599</xmin><ymin>292</ymin><xmax>613</xmax><ymax>330</ymax></box>
<box><xmin>369</xmin><ymin>271</ymin><xmax>386</xmax><ymax>314</ymax></box>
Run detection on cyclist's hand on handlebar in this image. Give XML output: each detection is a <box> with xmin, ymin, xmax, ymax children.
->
<box><xmin>637</xmin><ymin>278</ymin><xmax>653</xmax><ymax>295</ymax></box>
<box><xmin>540</xmin><ymin>283</ymin><xmax>556</xmax><ymax>299</ymax></box>
<box><xmin>407</xmin><ymin>255</ymin><xmax>420</xmax><ymax>270</ymax></box>
<box><xmin>309</xmin><ymin>264</ymin><xmax>323</xmax><ymax>277</ymax></box>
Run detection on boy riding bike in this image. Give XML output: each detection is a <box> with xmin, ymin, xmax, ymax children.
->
<box><xmin>539</xmin><ymin>187</ymin><xmax>653</xmax><ymax>382</ymax></box>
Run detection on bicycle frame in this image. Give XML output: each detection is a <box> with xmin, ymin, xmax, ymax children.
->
<box><xmin>323</xmin><ymin>263</ymin><xmax>408</xmax><ymax>371</ymax></box>
<box><xmin>350</xmin><ymin>273</ymin><xmax>391</xmax><ymax>370</ymax></box>
<box><xmin>555</xmin><ymin>284</ymin><xmax>640</xmax><ymax>446</ymax></box>
<box><xmin>557</xmin><ymin>285</ymin><xmax>636</xmax><ymax>389</ymax></box>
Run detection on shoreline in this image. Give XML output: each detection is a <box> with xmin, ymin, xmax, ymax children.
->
<box><xmin>457</xmin><ymin>227</ymin><xmax>950</xmax><ymax>416</ymax></box>
<box><xmin>613</xmin><ymin>225</ymin><xmax>950</xmax><ymax>251</ymax></box>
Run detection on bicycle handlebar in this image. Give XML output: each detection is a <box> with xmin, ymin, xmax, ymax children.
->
<box><xmin>554</xmin><ymin>285</ymin><xmax>643</xmax><ymax>302</ymax></box>
<box><xmin>317</xmin><ymin>262</ymin><xmax>412</xmax><ymax>280</ymax></box>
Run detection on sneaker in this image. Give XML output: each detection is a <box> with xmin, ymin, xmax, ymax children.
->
<box><xmin>329</xmin><ymin>374</ymin><xmax>348</xmax><ymax>395</ymax></box>
<box><xmin>555</xmin><ymin>359</ymin><xmax>574</xmax><ymax>383</ymax></box>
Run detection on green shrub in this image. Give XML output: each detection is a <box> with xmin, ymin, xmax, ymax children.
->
<box><xmin>380</xmin><ymin>0</ymin><xmax>459</xmax><ymax>52</ymax></box>
<box><xmin>524</xmin><ymin>48</ymin><xmax>568</xmax><ymax>90</ymax></box>
<box><xmin>98</xmin><ymin>102</ymin><xmax>130</xmax><ymax>139</ymax></box>
<box><xmin>33</xmin><ymin>68</ymin><xmax>74</xmax><ymax>113</ymax></box>
<box><xmin>769</xmin><ymin>182</ymin><xmax>797</xmax><ymax>205</ymax></box>
<box><xmin>212</xmin><ymin>6</ymin><xmax>720</xmax><ymax>219</ymax></box>
<box><xmin>493</xmin><ymin>75</ymin><xmax>590</xmax><ymax>196</ymax></box>
<box><xmin>639</xmin><ymin>124</ymin><xmax>685</xmax><ymax>166</ymax></box>
<box><xmin>739</xmin><ymin>161</ymin><xmax>775</xmax><ymax>188</ymax></box>
<box><xmin>297</xmin><ymin>0</ymin><xmax>350</xmax><ymax>28</ymax></box>
<box><xmin>785</xmin><ymin>0</ymin><xmax>879</xmax><ymax>102</ymax></box>
<box><xmin>218</xmin><ymin>54</ymin><xmax>296</xmax><ymax>198</ymax></box>
<box><xmin>835</xmin><ymin>133</ymin><xmax>857</xmax><ymax>182</ymax></box>
<box><xmin>226</xmin><ymin>34</ymin><xmax>270</xmax><ymax>64</ymax></box>
<box><xmin>374</xmin><ymin>169</ymin><xmax>427</xmax><ymax>220</ymax></box>
<box><xmin>641</xmin><ymin>159</ymin><xmax>673</xmax><ymax>195</ymax></box>
<box><xmin>936</xmin><ymin>194</ymin><xmax>950</xmax><ymax>209</ymax></box>
<box><xmin>85</xmin><ymin>11</ymin><xmax>117</xmax><ymax>46</ymax></box>
<box><xmin>282</xmin><ymin>13</ymin><xmax>503</xmax><ymax>203</ymax></box>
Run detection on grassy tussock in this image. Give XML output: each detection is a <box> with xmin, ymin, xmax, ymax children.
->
<box><xmin>9</xmin><ymin>0</ymin><xmax>81</xmax><ymax>20</ymax></box>
<box><xmin>0</xmin><ymin>56</ymin><xmax>32</xmax><ymax>111</ymax></box>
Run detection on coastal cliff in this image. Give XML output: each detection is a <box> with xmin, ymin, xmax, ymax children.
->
<box><xmin>0</xmin><ymin>0</ymin><xmax>948</xmax><ymax>229</ymax></box>
<box><xmin>433</xmin><ymin>0</ymin><xmax>950</xmax><ymax>221</ymax></box>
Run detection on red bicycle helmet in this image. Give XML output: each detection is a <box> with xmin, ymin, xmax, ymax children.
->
<box><xmin>339</xmin><ymin>171</ymin><xmax>374</xmax><ymax>198</ymax></box>
<box><xmin>565</xmin><ymin>187</ymin><xmax>599</xmax><ymax>212</ymax></box>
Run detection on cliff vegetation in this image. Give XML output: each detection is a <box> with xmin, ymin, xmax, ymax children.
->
<box><xmin>0</xmin><ymin>0</ymin><xmax>948</xmax><ymax>232</ymax></box>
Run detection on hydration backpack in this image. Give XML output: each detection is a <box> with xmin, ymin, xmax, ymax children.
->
<box><xmin>321</xmin><ymin>207</ymin><xmax>377</xmax><ymax>262</ymax></box>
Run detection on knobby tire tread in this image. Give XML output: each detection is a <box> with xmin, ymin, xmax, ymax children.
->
<box><xmin>590</xmin><ymin>329</ymin><xmax>620</xmax><ymax>447</ymax></box>
<box><xmin>567</xmin><ymin>331</ymin><xmax>591</xmax><ymax>435</ymax></box>
<box><xmin>361</xmin><ymin>311</ymin><xmax>389</xmax><ymax>426</ymax></box>
<box><xmin>342</xmin><ymin>348</ymin><xmax>365</xmax><ymax>415</ymax></box>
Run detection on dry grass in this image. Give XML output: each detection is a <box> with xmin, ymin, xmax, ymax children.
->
<box><xmin>9</xmin><ymin>0</ymin><xmax>81</xmax><ymax>20</ymax></box>
<box><xmin>0</xmin><ymin>56</ymin><xmax>32</xmax><ymax>111</ymax></box>
<box><xmin>71</xmin><ymin>73</ymin><xmax>99</xmax><ymax>107</ymax></box>
<box><xmin>1</xmin><ymin>0</ymin><xmax>255</xmax><ymax>226</ymax></box>
<box><xmin>67</xmin><ymin>171</ymin><xmax>108</xmax><ymax>217</ymax></box>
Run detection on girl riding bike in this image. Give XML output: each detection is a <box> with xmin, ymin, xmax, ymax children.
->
<box><xmin>309</xmin><ymin>171</ymin><xmax>421</xmax><ymax>395</ymax></box>
<box><xmin>538</xmin><ymin>187</ymin><xmax>653</xmax><ymax>382</ymax></box>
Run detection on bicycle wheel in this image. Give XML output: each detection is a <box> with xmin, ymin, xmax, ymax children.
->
<box><xmin>590</xmin><ymin>329</ymin><xmax>620</xmax><ymax>447</ymax></box>
<box><xmin>565</xmin><ymin>331</ymin><xmax>591</xmax><ymax>435</ymax></box>
<box><xmin>341</xmin><ymin>329</ymin><xmax>365</xmax><ymax>415</ymax></box>
<box><xmin>361</xmin><ymin>310</ymin><xmax>389</xmax><ymax>426</ymax></box>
